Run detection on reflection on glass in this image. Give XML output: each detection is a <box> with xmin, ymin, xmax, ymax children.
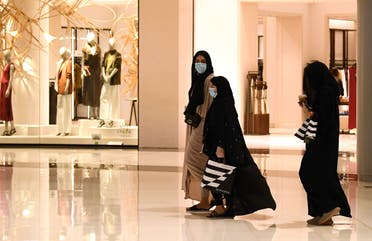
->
<box><xmin>82</xmin><ymin>167</ymin><xmax>101</xmax><ymax>240</ymax></box>
<box><xmin>0</xmin><ymin>154</ymin><xmax>13</xmax><ymax>241</ymax></box>
<box><xmin>101</xmin><ymin>166</ymin><xmax>122</xmax><ymax>240</ymax></box>
<box><xmin>48</xmin><ymin>159</ymin><xmax>138</xmax><ymax>241</ymax></box>
<box><xmin>12</xmin><ymin>157</ymin><xmax>39</xmax><ymax>240</ymax></box>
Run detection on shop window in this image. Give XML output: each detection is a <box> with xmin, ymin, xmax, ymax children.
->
<box><xmin>0</xmin><ymin>0</ymin><xmax>138</xmax><ymax>146</ymax></box>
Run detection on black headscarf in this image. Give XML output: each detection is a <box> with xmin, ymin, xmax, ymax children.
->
<box><xmin>184</xmin><ymin>50</ymin><xmax>214</xmax><ymax>114</ymax></box>
<box><xmin>211</xmin><ymin>76</ymin><xmax>235</xmax><ymax>104</ymax></box>
<box><xmin>303</xmin><ymin>61</ymin><xmax>340</xmax><ymax>107</ymax></box>
<box><xmin>203</xmin><ymin>76</ymin><xmax>250</xmax><ymax>166</ymax></box>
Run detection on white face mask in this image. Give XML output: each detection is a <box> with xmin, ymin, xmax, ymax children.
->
<box><xmin>195</xmin><ymin>62</ymin><xmax>207</xmax><ymax>74</ymax></box>
<box><xmin>208</xmin><ymin>88</ymin><xmax>217</xmax><ymax>98</ymax></box>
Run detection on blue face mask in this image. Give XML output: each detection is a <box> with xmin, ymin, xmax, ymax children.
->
<box><xmin>195</xmin><ymin>62</ymin><xmax>207</xmax><ymax>74</ymax></box>
<box><xmin>209</xmin><ymin>88</ymin><xmax>217</xmax><ymax>98</ymax></box>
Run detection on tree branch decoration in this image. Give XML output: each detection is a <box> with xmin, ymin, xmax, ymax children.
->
<box><xmin>1</xmin><ymin>0</ymin><xmax>138</xmax><ymax>97</ymax></box>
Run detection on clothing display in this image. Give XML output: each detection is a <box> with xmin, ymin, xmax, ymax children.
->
<box><xmin>57</xmin><ymin>94</ymin><xmax>72</xmax><ymax>135</ymax></box>
<box><xmin>74</xmin><ymin>62</ymin><xmax>83</xmax><ymax>107</ymax></box>
<box><xmin>82</xmin><ymin>42</ymin><xmax>102</xmax><ymax>108</ymax></box>
<box><xmin>57</xmin><ymin>59</ymin><xmax>73</xmax><ymax>95</ymax></box>
<box><xmin>348</xmin><ymin>65</ymin><xmax>356</xmax><ymax>129</ymax></box>
<box><xmin>0</xmin><ymin>63</ymin><xmax>14</xmax><ymax>122</ymax></box>
<box><xmin>99</xmin><ymin>49</ymin><xmax>122</xmax><ymax>121</ymax></box>
<box><xmin>340</xmin><ymin>69</ymin><xmax>347</xmax><ymax>97</ymax></box>
<box><xmin>100</xmin><ymin>84</ymin><xmax>119</xmax><ymax>121</ymax></box>
<box><xmin>102</xmin><ymin>49</ymin><xmax>122</xmax><ymax>86</ymax></box>
<box><xmin>252</xmin><ymin>80</ymin><xmax>268</xmax><ymax>114</ymax></box>
<box><xmin>49</xmin><ymin>82</ymin><xmax>58</xmax><ymax>124</ymax></box>
<box><xmin>56</xmin><ymin>58</ymin><xmax>73</xmax><ymax>135</ymax></box>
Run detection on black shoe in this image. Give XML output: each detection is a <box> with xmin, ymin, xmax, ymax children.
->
<box><xmin>186</xmin><ymin>200</ymin><xmax>217</xmax><ymax>212</ymax></box>
<box><xmin>207</xmin><ymin>210</ymin><xmax>234</xmax><ymax>219</ymax></box>
<box><xmin>186</xmin><ymin>204</ymin><xmax>210</xmax><ymax>212</ymax></box>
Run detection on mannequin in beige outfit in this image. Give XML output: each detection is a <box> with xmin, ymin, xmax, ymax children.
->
<box><xmin>182</xmin><ymin>50</ymin><xmax>215</xmax><ymax>211</ymax></box>
<box><xmin>56</xmin><ymin>47</ymin><xmax>72</xmax><ymax>136</ymax></box>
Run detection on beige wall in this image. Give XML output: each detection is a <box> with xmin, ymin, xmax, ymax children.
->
<box><xmin>194</xmin><ymin>0</ymin><xmax>242</xmax><ymax>124</ymax></box>
<box><xmin>239</xmin><ymin>3</ymin><xmax>259</xmax><ymax>127</ymax></box>
<box><xmin>139</xmin><ymin>0</ymin><xmax>193</xmax><ymax>148</ymax></box>
<box><xmin>178</xmin><ymin>0</ymin><xmax>194</xmax><ymax>149</ymax></box>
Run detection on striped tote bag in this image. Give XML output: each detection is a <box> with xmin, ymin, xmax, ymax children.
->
<box><xmin>201</xmin><ymin>159</ymin><xmax>236</xmax><ymax>195</ymax></box>
<box><xmin>295</xmin><ymin>118</ymin><xmax>318</xmax><ymax>143</ymax></box>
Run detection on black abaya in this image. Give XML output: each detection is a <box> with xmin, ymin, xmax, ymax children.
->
<box><xmin>203</xmin><ymin>76</ymin><xmax>276</xmax><ymax>216</ymax></box>
<box><xmin>300</xmin><ymin>61</ymin><xmax>351</xmax><ymax>218</ymax></box>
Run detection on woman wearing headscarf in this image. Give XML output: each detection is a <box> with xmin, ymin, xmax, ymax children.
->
<box><xmin>299</xmin><ymin>61</ymin><xmax>351</xmax><ymax>225</ymax></box>
<box><xmin>182</xmin><ymin>50</ymin><xmax>215</xmax><ymax>211</ymax></box>
<box><xmin>203</xmin><ymin>76</ymin><xmax>276</xmax><ymax>218</ymax></box>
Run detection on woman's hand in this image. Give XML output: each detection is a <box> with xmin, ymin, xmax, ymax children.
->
<box><xmin>302</xmin><ymin>105</ymin><xmax>314</xmax><ymax>118</ymax></box>
<box><xmin>216</xmin><ymin>146</ymin><xmax>225</xmax><ymax>158</ymax></box>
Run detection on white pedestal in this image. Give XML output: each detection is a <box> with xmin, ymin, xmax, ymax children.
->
<box><xmin>0</xmin><ymin>119</ymin><xmax>138</xmax><ymax>146</ymax></box>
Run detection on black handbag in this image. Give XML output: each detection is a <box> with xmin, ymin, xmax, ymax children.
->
<box><xmin>184</xmin><ymin>113</ymin><xmax>201</xmax><ymax>128</ymax></box>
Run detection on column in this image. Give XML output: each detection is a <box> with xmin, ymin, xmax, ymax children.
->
<box><xmin>357</xmin><ymin>0</ymin><xmax>372</xmax><ymax>181</ymax></box>
<box><xmin>138</xmin><ymin>0</ymin><xmax>194</xmax><ymax>149</ymax></box>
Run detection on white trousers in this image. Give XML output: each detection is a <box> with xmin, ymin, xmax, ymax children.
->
<box><xmin>100</xmin><ymin>84</ymin><xmax>119</xmax><ymax>120</ymax></box>
<box><xmin>57</xmin><ymin>94</ymin><xmax>72</xmax><ymax>134</ymax></box>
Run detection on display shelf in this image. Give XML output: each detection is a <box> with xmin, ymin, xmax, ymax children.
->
<box><xmin>0</xmin><ymin>120</ymin><xmax>138</xmax><ymax>146</ymax></box>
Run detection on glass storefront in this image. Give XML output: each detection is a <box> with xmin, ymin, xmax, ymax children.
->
<box><xmin>0</xmin><ymin>0</ymin><xmax>138</xmax><ymax>146</ymax></box>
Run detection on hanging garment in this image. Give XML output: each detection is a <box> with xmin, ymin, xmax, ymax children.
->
<box><xmin>102</xmin><ymin>49</ymin><xmax>122</xmax><ymax>85</ymax></box>
<box><xmin>348</xmin><ymin>65</ymin><xmax>356</xmax><ymax>129</ymax></box>
<box><xmin>49</xmin><ymin>82</ymin><xmax>58</xmax><ymax>124</ymax></box>
<box><xmin>82</xmin><ymin>43</ymin><xmax>102</xmax><ymax>107</ymax></box>
<box><xmin>0</xmin><ymin>63</ymin><xmax>14</xmax><ymax>121</ymax></box>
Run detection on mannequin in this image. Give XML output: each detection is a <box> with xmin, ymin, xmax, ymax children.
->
<box><xmin>0</xmin><ymin>49</ymin><xmax>16</xmax><ymax>136</ymax></box>
<box><xmin>81</xmin><ymin>31</ymin><xmax>102</xmax><ymax>119</ymax></box>
<box><xmin>56</xmin><ymin>47</ymin><xmax>73</xmax><ymax>136</ymax></box>
<box><xmin>99</xmin><ymin>37</ymin><xmax>121</xmax><ymax>127</ymax></box>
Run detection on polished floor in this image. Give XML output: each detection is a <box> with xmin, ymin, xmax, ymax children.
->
<box><xmin>0</xmin><ymin>131</ymin><xmax>371</xmax><ymax>241</ymax></box>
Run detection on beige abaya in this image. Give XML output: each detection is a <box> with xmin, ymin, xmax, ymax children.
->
<box><xmin>182</xmin><ymin>73</ymin><xmax>214</xmax><ymax>201</ymax></box>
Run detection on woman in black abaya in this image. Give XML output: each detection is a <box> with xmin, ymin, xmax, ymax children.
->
<box><xmin>203</xmin><ymin>76</ymin><xmax>276</xmax><ymax>218</ymax></box>
<box><xmin>299</xmin><ymin>61</ymin><xmax>351</xmax><ymax>225</ymax></box>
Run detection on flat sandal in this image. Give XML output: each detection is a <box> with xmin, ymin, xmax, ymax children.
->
<box><xmin>9</xmin><ymin>128</ymin><xmax>16</xmax><ymax>136</ymax></box>
<box><xmin>207</xmin><ymin>210</ymin><xmax>234</xmax><ymax>219</ymax></box>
